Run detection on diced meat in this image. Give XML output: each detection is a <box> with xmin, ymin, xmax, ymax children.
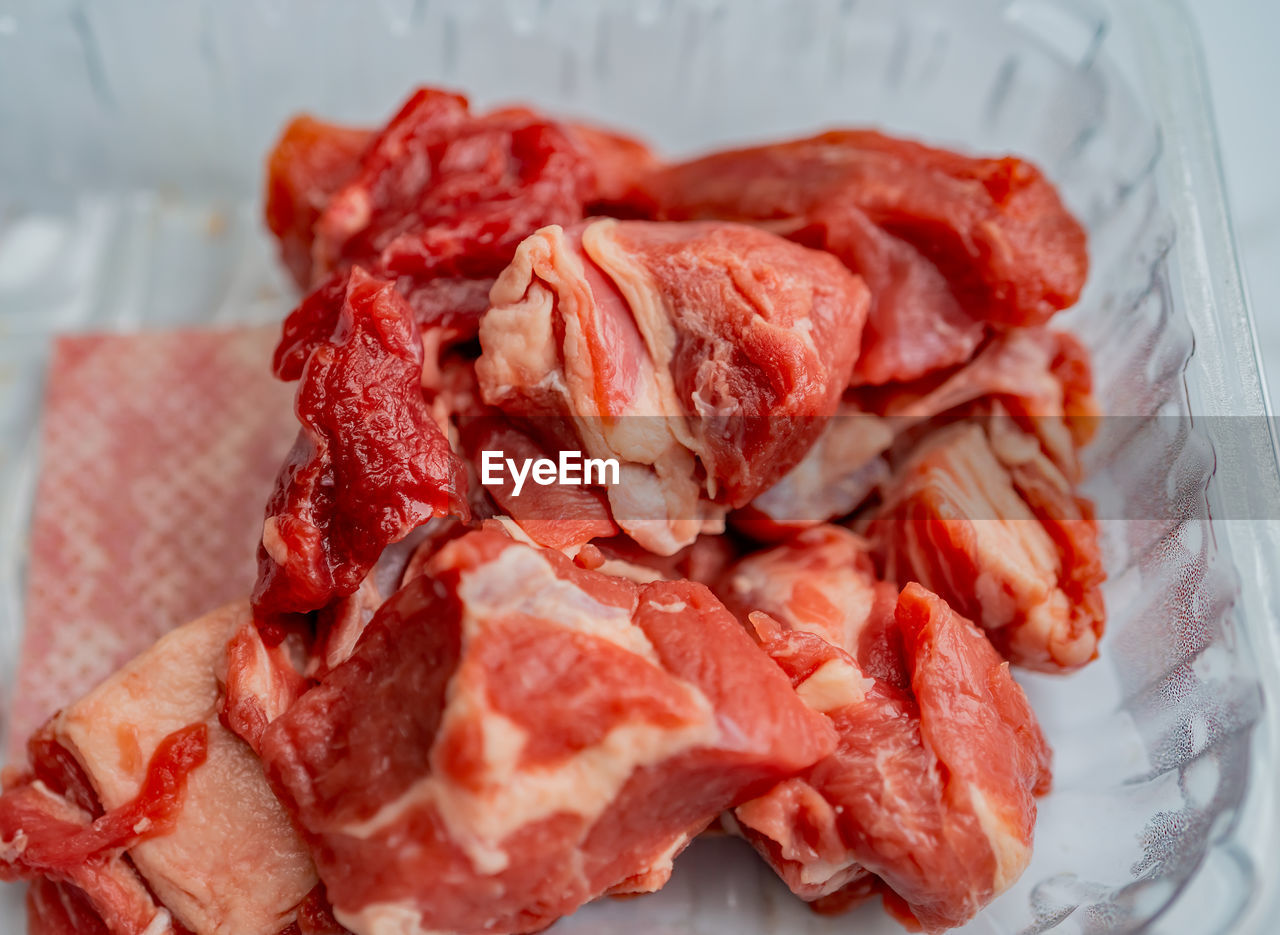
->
<box><xmin>26</xmin><ymin>877</ymin><xmax>112</xmax><ymax>935</ymax></box>
<box><xmin>258</xmin><ymin>529</ymin><xmax>835</xmax><ymax>935</ymax></box>
<box><xmin>264</xmin><ymin>116</ymin><xmax>372</xmax><ymax>289</ymax></box>
<box><xmin>631</xmin><ymin>130</ymin><xmax>1087</xmax><ymax>383</ymax></box>
<box><xmin>633</xmin><ymin>129</ymin><xmax>1087</xmax><ymax>324</ymax></box>
<box><xmin>564</xmin><ymin>122</ymin><xmax>661</xmax><ymax>210</ymax></box>
<box><xmin>309</xmin><ymin>90</ymin><xmax>593</xmax><ymax>287</ymax></box>
<box><xmin>263</xmin><ymin>91</ymin><xmax>655</xmax><ymax>295</ymax></box>
<box><xmin>865</xmin><ymin>421</ymin><xmax>1104</xmax><ymax>671</ymax></box>
<box><xmin>855</xmin><ymin>327</ymin><xmax>1099</xmax><ymax>483</ymax></box>
<box><xmin>743</xmin><ymin>326</ymin><xmax>1101</xmax><ymax>537</ymax></box>
<box><xmin>253</xmin><ymin>268</ymin><xmax>469</xmax><ymax>619</ymax></box>
<box><xmin>265</xmin><ymin>90</ymin><xmax>655</xmax><ymax>378</ymax></box>
<box><xmin>477</xmin><ymin>219</ymin><xmax>868</xmax><ymax>554</ymax></box>
<box><xmin>1</xmin><ymin>723</ymin><xmax>208</xmax><ymax>935</ymax></box>
<box><xmin>46</xmin><ymin>602</ymin><xmax>317</xmax><ymax>935</ymax></box>
<box><xmin>728</xmin><ymin>575</ymin><xmax>1050</xmax><ymax>932</ymax></box>
<box><xmin>792</xmin><ymin>198</ymin><xmax>986</xmax><ymax>385</ymax></box>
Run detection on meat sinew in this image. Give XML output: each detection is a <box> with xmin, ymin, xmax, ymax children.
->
<box><xmin>257</xmin><ymin>528</ymin><xmax>836</xmax><ymax>935</ymax></box>
<box><xmin>718</xmin><ymin>528</ymin><xmax>1051</xmax><ymax>931</ymax></box>
<box><xmin>866</xmin><ymin>419</ymin><xmax>1104</xmax><ymax>671</ymax></box>
<box><xmin>2</xmin><ymin>603</ymin><xmax>317</xmax><ymax>935</ymax></box>
<box><xmin>476</xmin><ymin>218</ymin><xmax>869</xmax><ymax>554</ymax></box>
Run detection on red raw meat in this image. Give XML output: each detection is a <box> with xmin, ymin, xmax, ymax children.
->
<box><xmin>477</xmin><ymin>218</ymin><xmax>868</xmax><ymax>554</ymax></box>
<box><xmin>718</xmin><ymin>526</ymin><xmax>900</xmax><ymax>682</ymax></box>
<box><xmin>264</xmin><ymin>91</ymin><xmax>656</xmax><ymax>291</ymax></box>
<box><xmin>25</xmin><ymin>878</ymin><xmax>111</xmax><ymax>935</ymax></box>
<box><xmin>455</xmin><ymin>414</ymin><xmax>620</xmax><ymax>550</ymax></box>
<box><xmin>264</xmin><ymin>90</ymin><xmax>657</xmax><ymax>378</ymax></box>
<box><xmin>719</xmin><ymin>530</ymin><xmax>1049</xmax><ymax>931</ymax></box>
<box><xmin>631</xmin><ymin>130</ymin><xmax>1087</xmax><ymax>383</ymax></box>
<box><xmin>855</xmin><ymin>327</ymin><xmax>1099</xmax><ymax>482</ymax></box>
<box><xmin>312</xmin><ymin>91</ymin><xmax>590</xmax><ymax>284</ymax></box>
<box><xmin>741</xmin><ymin>326</ymin><xmax>1101</xmax><ymax>538</ymax></box>
<box><xmin>265</xmin><ymin>116</ymin><xmax>372</xmax><ymax>290</ymax></box>
<box><xmin>13</xmin><ymin>327</ymin><xmax>298</xmax><ymax>760</ymax></box>
<box><xmin>563</xmin><ymin>121</ymin><xmax>662</xmax><ymax>210</ymax></box>
<box><xmin>253</xmin><ymin>268</ymin><xmax>469</xmax><ymax>619</ymax></box>
<box><xmin>733</xmin><ymin>401</ymin><xmax>895</xmax><ymax>540</ymax></box>
<box><xmin>256</xmin><ymin>528</ymin><xmax>835</xmax><ymax>935</ymax></box>
<box><xmin>576</xmin><ymin>533</ymin><xmax>741</xmax><ymax>587</ymax></box>
<box><xmin>0</xmin><ymin>724</ymin><xmax>206</xmax><ymax>934</ymax></box>
<box><xmin>791</xmin><ymin>200</ymin><xmax>985</xmax><ymax>385</ymax></box>
<box><xmin>866</xmin><ymin>420</ymin><xmax>1104</xmax><ymax>671</ymax></box>
<box><xmin>7</xmin><ymin>602</ymin><xmax>319</xmax><ymax>935</ymax></box>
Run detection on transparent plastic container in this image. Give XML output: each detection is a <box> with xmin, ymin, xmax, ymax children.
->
<box><xmin>1</xmin><ymin>1</ymin><xmax>1278</xmax><ymax>932</ymax></box>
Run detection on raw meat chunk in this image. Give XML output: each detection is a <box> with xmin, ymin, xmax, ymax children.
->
<box><xmin>265</xmin><ymin>90</ymin><xmax>656</xmax><ymax>376</ymax></box>
<box><xmin>631</xmin><ymin>130</ymin><xmax>1088</xmax><ymax>383</ymax></box>
<box><xmin>44</xmin><ymin>602</ymin><xmax>316</xmax><ymax>935</ymax></box>
<box><xmin>792</xmin><ymin>198</ymin><xmax>986</xmax><ymax>385</ymax></box>
<box><xmin>857</xmin><ymin>327</ymin><xmax>1098</xmax><ymax>483</ymax></box>
<box><xmin>258</xmin><ymin>529</ymin><xmax>836</xmax><ymax>935</ymax></box>
<box><xmin>477</xmin><ymin>219</ymin><xmax>868</xmax><ymax>554</ymax></box>
<box><xmin>296</xmin><ymin>89</ymin><xmax>592</xmax><ymax>287</ymax></box>
<box><xmin>742</xmin><ymin>327</ymin><xmax>1099</xmax><ymax>536</ymax></box>
<box><xmin>720</xmin><ymin>534</ymin><xmax>1050</xmax><ymax>930</ymax></box>
<box><xmin>564</xmin><ymin>121</ymin><xmax>662</xmax><ymax>210</ymax></box>
<box><xmin>265</xmin><ymin>116</ymin><xmax>371</xmax><ymax>290</ymax></box>
<box><xmin>866</xmin><ymin>420</ymin><xmax>1104</xmax><ymax>671</ymax></box>
<box><xmin>1</xmin><ymin>723</ymin><xmax>207</xmax><ymax>935</ymax></box>
<box><xmin>254</xmin><ymin>268</ymin><xmax>469</xmax><ymax>618</ymax></box>
<box><xmin>26</xmin><ymin>877</ymin><xmax>112</xmax><ymax>935</ymax></box>
<box><xmin>263</xmin><ymin>91</ymin><xmax>656</xmax><ymax>291</ymax></box>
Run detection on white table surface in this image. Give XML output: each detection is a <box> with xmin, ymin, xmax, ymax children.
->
<box><xmin>1186</xmin><ymin>0</ymin><xmax>1280</xmax><ymax>407</ymax></box>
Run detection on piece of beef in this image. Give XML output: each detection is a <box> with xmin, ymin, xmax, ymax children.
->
<box><xmin>265</xmin><ymin>90</ymin><xmax>657</xmax><ymax>376</ymax></box>
<box><xmin>865</xmin><ymin>419</ymin><xmax>1104</xmax><ymax>671</ymax></box>
<box><xmin>257</xmin><ymin>529</ymin><xmax>836</xmax><ymax>935</ymax></box>
<box><xmin>629</xmin><ymin>130</ymin><xmax>1087</xmax><ymax>383</ymax></box>
<box><xmin>477</xmin><ymin>218</ymin><xmax>868</xmax><ymax>554</ymax></box>
<box><xmin>32</xmin><ymin>603</ymin><xmax>315</xmax><ymax>935</ymax></box>
<box><xmin>717</xmin><ymin>530</ymin><xmax>1049</xmax><ymax>930</ymax></box>
<box><xmin>740</xmin><ymin>326</ymin><xmax>1099</xmax><ymax>538</ymax></box>
<box><xmin>253</xmin><ymin>268</ymin><xmax>469</xmax><ymax>619</ymax></box>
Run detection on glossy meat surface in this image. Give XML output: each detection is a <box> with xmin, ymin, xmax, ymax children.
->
<box><xmin>253</xmin><ymin>269</ymin><xmax>469</xmax><ymax>618</ymax></box>
<box><xmin>265</xmin><ymin>90</ymin><xmax>656</xmax><ymax>375</ymax></box>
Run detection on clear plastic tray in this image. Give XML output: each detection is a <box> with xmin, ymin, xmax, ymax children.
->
<box><xmin>2</xmin><ymin>1</ymin><xmax>1278</xmax><ymax>932</ymax></box>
